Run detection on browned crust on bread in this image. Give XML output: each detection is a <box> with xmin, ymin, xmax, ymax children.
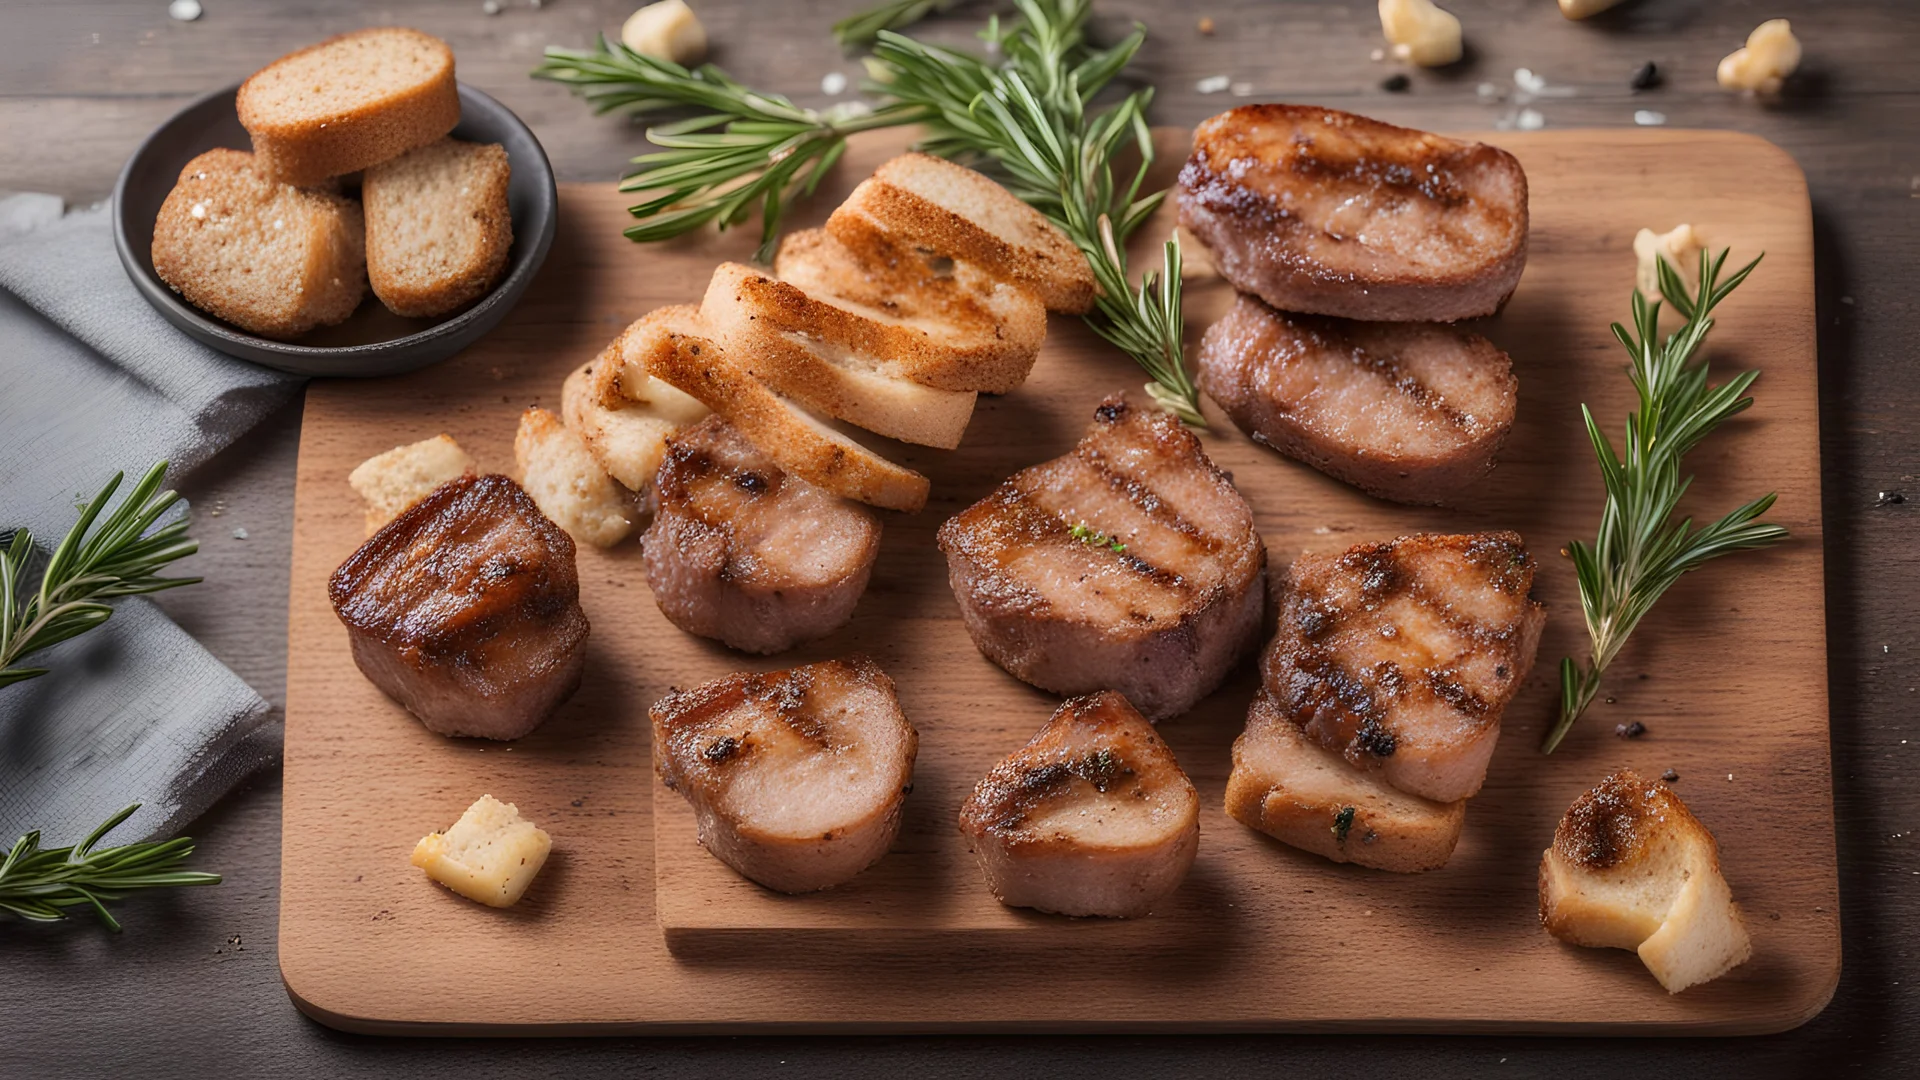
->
<box><xmin>237</xmin><ymin>27</ymin><xmax>460</xmax><ymax>186</ymax></box>
<box><xmin>1178</xmin><ymin>104</ymin><xmax>1528</xmax><ymax>322</ymax></box>
<box><xmin>630</xmin><ymin>306</ymin><xmax>931</xmax><ymax>513</ymax></box>
<box><xmin>828</xmin><ymin>153</ymin><xmax>1096</xmax><ymax>315</ymax></box>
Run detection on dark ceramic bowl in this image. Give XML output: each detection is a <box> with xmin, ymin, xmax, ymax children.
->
<box><xmin>112</xmin><ymin>82</ymin><xmax>556</xmax><ymax>378</ymax></box>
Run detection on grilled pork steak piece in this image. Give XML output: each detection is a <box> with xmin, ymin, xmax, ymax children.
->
<box><xmin>937</xmin><ymin>394</ymin><xmax>1266</xmax><ymax>721</ymax></box>
<box><xmin>651</xmin><ymin>657</ymin><xmax>918</xmax><ymax>893</ymax></box>
<box><xmin>1178</xmin><ymin>104</ymin><xmax>1529</xmax><ymax>322</ymax></box>
<box><xmin>329</xmin><ymin>474</ymin><xmax>589</xmax><ymax>740</ymax></box>
<box><xmin>959</xmin><ymin>691</ymin><xmax>1199</xmax><ymax>918</ymax></box>
<box><xmin>1262</xmin><ymin>532</ymin><xmax>1545</xmax><ymax>803</ymax></box>
<box><xmin>1198</xmin><ymin>295</ymin><xmax>1517</xmax><ymax>505</ymax></box>
<box><xmin>643</xmin><ymin>416</ymin><xmax>881</xmax><ymax>655</ymax></box>
<box><xmin>1226</xmin><ymin>692</ymin><xmax>1465</xmax><ymax>873</ymax></box>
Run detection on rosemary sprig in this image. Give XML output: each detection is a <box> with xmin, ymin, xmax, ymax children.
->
<box><xmin>870</xmin><ymin>0</ymin><xmax>1204</xmax><ymax>424</ymax></box>
<box><xmin>1543</xmin><ymin>250</ymin><xmax>1787</xmax><ymax>753</ymax></box>
<box><xmin>1</xmin><ymin>462</ymin><xmax>199</xmax><ymax>688</ymax></box>
<box><xmin>833</xmin><ymin>0</ymin><xmax>967</xmax><ymax>46</ymax></box>
<box><xmin>535</xmin><ymin>0</ymin><xmax>1206</xmax><ymax>424</ymax></box>
<box><xmin>0</xmin><ymin>804</ymin><xmax>220</xmax><ymax>931</ymax></box>
<box><xmin>1069</xmin><ymin>521</ymin><xmax>1126</xmax><ymax>553</ymax></box>
<box><xmin>533</xmin><ymin>37</ymin><xmax>925</xmax><ymax>260</ymax></box>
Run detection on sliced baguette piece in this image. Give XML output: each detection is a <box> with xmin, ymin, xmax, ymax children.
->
<box><xmin>701</xmin><ymin>260</ymin><xmax>977</xmax><ymax>446</ymax></box>
<box><xmin>1226</xmin><ymin>693</ymin><xmax>1465</xmax><ymax>872</ymax></box>
<box><xmin>623</xmin><ymin>306</ymin><xmax>932</xmax><ymax>513</ymax></box>
<box><xmin>236</xmin><ymin>27</ymin><xmax>460</xmax><ymax>186</ymax></box>
<box><xmin>1539</xmin><ymin>769</ymin><xmax>1753</xmax><ymax>994</ymax></box>
<box><xmin>513</xmin><ymin>407</ymin><xmax>635</xmax><ymax>547</ymax></box>
<box><xmin>560</xmin><ymin>346</ymin><xmax>706</xmax><ymax>493</ymax></box>
<box><xmin>347</xmin><ymin>433</ymin><xmax>476</xmax><ymax>535</ymax></box>
<box><xmin>702</xmin><ymin>255</ymin><xmax>1039</xmax><ymax>395</ymax></box>
<box><xmin>829</xmin><ymin>153</ymin><xmax>1096</xmax><ymax>314</ymax></box>
<box><xmin>150</xmin><ymin>149</ymin><xmax>366</xmax><ymax>340</ymax></box>
<box><xmin>363</xmin><ymin>138</ymin><xmax>513</xmax><ymax>318</ymax></box>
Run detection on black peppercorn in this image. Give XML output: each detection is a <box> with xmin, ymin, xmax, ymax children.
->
<box><xmin>1631</xmin><ymin>62</ymin><xmax>1660</xmax><ymax>91</ymax></box>
<box><xmin>1381</xmin><ymin>73</ymin><xmax>1411</xmax><ymax>93</ymax></box>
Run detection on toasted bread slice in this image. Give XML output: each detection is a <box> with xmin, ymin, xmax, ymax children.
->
<box><xmin>1540</xmin><ymin>769</ymin><xmax>1752</xmax><ymax>994</ymax></box>
<box><xmin>363</xmin><ymin>138</ymin><xmax>513</xmax><ymax>318</ymax></box>
<box><xmin>623</xmin><ymin>306</ymin><xmax>931</xmax><ymax>513</ymax></box>
<box><xmin>1179</xmin><ymin>105</ymin><xmax>1528</xmax><ymax>322</ymax></box>
<box><xmin>151</xmin><ymin>149</ymin><xmax>366</xmax><ymax>340</ymax></box>
<box><xmin>236</xmin><ymin>27</ymin><xmax>460</xmax><ymax>186</ymax></box>
<box><xmin>513</xmin><ymin>407</ymin><xmax>635</xmax><ymax>548</ymax></box>
<box><xmin>1227</xmin><ymin>693</ymin><xmax>1465</xmax><ymax>872</ymax></box>
<box><xmin>702</xmin><ymin>255</ymin><xmax>1039</xmax><ymax>396</ymax></box>
<box><xmin>561</xmin><ymin>343</ymin><xmax>707</xmax><ymax>493</ymax></box>
<box><xmin>347</xmin><ymin>433</ymin><xmax>476</xmax><ymax>535</ymax></box>
<box><xmin>829</xmin><ymin>153</ymin><xmax>1096</xmax><ymax>314</ymax></box>
<box><xmin>699</xmin><ymin>260</ymin><xmax>978</xmax><ymax>447</ymax></box>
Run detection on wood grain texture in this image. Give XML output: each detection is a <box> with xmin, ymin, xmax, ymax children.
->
<box><xmin>279</xmin><ymin>126</ymin><xmax>1832</xmax><ymax>1034</ymax></box>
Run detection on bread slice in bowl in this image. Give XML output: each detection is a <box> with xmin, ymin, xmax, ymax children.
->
<box><xmin>363</xmin><ymin>137</ymin><xmax>513</xmax><ymax>318</ymax></box>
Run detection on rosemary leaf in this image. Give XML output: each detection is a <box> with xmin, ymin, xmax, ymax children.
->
<box><xmin>1542</xmin><ymin>250</ymin><xmax>1786</xmax><ymax>753</ymax></box>
<box><xmin>0</xmin><ymin>804</ymin><xmax>220</xmax><ymax>932</ymax></box>
<box><xmin>833</xmin><ymin>0</ymin><xmax>967</xmax><ymax>46</ymax></box>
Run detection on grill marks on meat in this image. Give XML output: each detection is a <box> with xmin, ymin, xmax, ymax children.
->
<box><xmin>937</xmin><ymin>394</ymin><xmax>1267</xmax><ymax>721</ymax></box>
<box><xmin>1263</xmin><ymin>532</ymin><xmax>1544</xmax><ymax>802</ymax></box>
<box><xmin>1178</xmin><ymin>105</ymin><xmax>1529</xmax><ymax>322</ymax></box>
<box><xmin>651</xmin><ymin>656</ymin><xmax>917</xmax><ymax>893</ymax></box>
<box><xmin>643</xmin><ymin>416</ymin><xmax>880</xmax><ymax>655</ymax></box>
<box><xmin>959</xmin><ymin>691</ymin><xmax>1199</xmax><ymax>918</ymax></box>
<box><xmin>1199</xmin><ymin>295</ymin><xmax>1517</xmax><ymax>505</ymax></box>
<box><xmin>329</xmin><ymin>474</ymin><xmax>588</xmax><ymax>740</ymax></box>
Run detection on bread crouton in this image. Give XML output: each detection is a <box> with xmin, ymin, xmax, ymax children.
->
<box><xmin>347</xmin><ymin>433</ymin><xmax>476</xmax><ymax>535</ymax></box>
<box><xmin>411</xmin><ymin>794</ymin><xmax>551</xmax><ymax>908</ymax></box>
<box><xmin>1540</xmin><ymin>769</ymin><xmax>1753</xmax><ymax>993</ymax></box>
<box><xmin>513</xmin><ymin>407</ymin><xmax>635</xmax><ymax>547</ymax></box>
<box><xmin>561</xmin><ymin>346</ymin><xmax>705</xmax><ymax>493</ymax></box>
<box><xmin>1227</xmin><ymin>693</ymin><xmax>1465</xmax><ymax>872</ymax></box>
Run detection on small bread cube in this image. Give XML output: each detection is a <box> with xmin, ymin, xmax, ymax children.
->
<box><xmin>560</xmin><ymin>343</ymin><xmax>707</xmax><ymax>492</ymax></box>
<box><xmin>1539</xmin><ymin>769</ymin><xmax>1753</xmax><ymax>993</ymax></box>
<box><xmin>411</xmin><ymin>795</ymin><xmax>552</xmax><ymax>908</ymax></box>
<box><xmin>347</xmin><ymin>434</ymin><xmax>476</xmax><ymax>535</ymax></box>
<box><xmin>513</xmin><ymin>407</ymin><xmax>635</xmax><ymax>547</ymax></box>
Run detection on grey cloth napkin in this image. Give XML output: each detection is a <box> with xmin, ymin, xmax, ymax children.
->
<box><xmin>0</xmin><ymin>193</ymin><xmax>301</xmax><ymax>844</ymax></box>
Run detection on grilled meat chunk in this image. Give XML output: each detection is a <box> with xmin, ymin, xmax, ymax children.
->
<box><xmin>651</xmin><ymin>657</ymin><xmax>918</xmax><ymax>893</ymax></box>
<box><xmin>1198</xmin><ymin>296</ymin><xmax>1517</xmax><ymax>505</ymax></box>
<box><xmin>1226</xmin><ymin>692</ymin><xmax>1465</xmax><ymax>872</ymax></box>
<box><xmin>329</xmin><ymin>474</ymin><xmax>589</xmax><ymax>740</ymax></box>
<box><xmin>937</xmin><ymin>394</ymin><xmax>1267</xmax><ymax>721</ymax></box>
<box><xmin>959</xmin><ymin>691</ymin><xmax>1199</xmax><ymax>918</ymax></box>
<box><xmin>1262</xmin><ymin>532</ymin><xmax>1545</xmax><ymax>802</ymax></box>
<box><xmin>1540</xmin><ymin>769</ymin><xmax>1752</xmax><ymax>993</ymax></box>
<box><xmin>1178</xmin><ymin>105</ymin><xmax>1529</xmax><ymax>322</ymax></box>
<box><xmin>643</xmin><ymin>416</ymin><xmax>881</xmax><ymax>654</ymax></box>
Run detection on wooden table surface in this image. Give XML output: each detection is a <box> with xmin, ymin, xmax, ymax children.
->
<box><xmin>1</xmin><ymin>0</ymin><xmax>1913</xmax><ymax>1074</ymax></box>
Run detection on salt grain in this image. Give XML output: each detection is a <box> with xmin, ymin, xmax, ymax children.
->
<box><xmin>168</xmin><ymin>0</ymin><xmax>202</xmax><ymax>21</ymax></box>
<box><xmin>1196</xmin><ymin>75</ymin><xmax>1231</xmax><ymax>94</ymax></box>
<box><xmin>1230</xmin><ymin>81</ymin><xmax>1254</xmax><ymax>97</ymax></box>
<box><xmin>482</xmin><ymin>0</ymin><xmax>501</xmax><ymax>14</ymax></box>
<box><xmin>1633</xmin><ymin>109</ymin><xmax>1667</xmax><ymax>126</ymax></box>
<box><xmin>1514</xmin><ymin>68</ymin><xmax>1546</xmax><ymax>94</ymax></box>
<box><xmin>190</xmin><ymin>203</ymin><xmax>206</xmax><ymax>219</ymax></box>
<box><xmin>232</xmin><ymin>527</ymin><xmax>249</xmax><ymax>540</ymax></box>
<box><xmin>820</xmin><ymin>71</ymin><xmax>848</xmax><ymax>96</ymax></box>
<box><xmin>1370</xmin><ymin>48</ymin><xmax>1385</xmax><ymax>62</ymax></box>
<box><xmin>1516</xmin><ymin>109</ymin><xmax>1545</xmax><ymax>130</ymax></box>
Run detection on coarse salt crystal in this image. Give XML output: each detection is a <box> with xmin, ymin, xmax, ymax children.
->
<box><xmin>1195</xmin><ymin>75</ymin><xmax>1231</xmax><ymax>94</ymax></box>
<box><xmin>1514</xmin><ymin>67</ymin><xmax>1546</xmax><ymax>94</ymax></box>
<box><xmin>1230</xmin><ymin>82</ymin><xmax>1254</xmax><ymax>97</ymax></box>
<box><xmin>1516</xmin><ymin>108</ymin><xmax>1545</xmax><ymax>130</ymax></box>
<box><xmin>272</xmin><ymin>218</ymin><xmax>284</xmax><ymax>229</ymax></box>
<box><xmin>168</xmin><ymin>0</ymin><xmax>202</xmax><ymax>22</ymax></box>
<box><xmin>1633</xmin><ymin>109</ymin><xmax>1666</xmax><ymax>126</ymax></box>
<box><xmin>820</xmin><ymin>71</ymin><xmax>848</xmax><ymax>96</ymax></box>
<box><xmin>190</xmin><ymin>203</ymin><xmax>206</xmax><ymax>219</ymax></box>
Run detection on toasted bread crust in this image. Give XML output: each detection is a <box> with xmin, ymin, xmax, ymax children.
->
<box><xmin>1227</xmin><ymin>693</ymin><xmax>1465</xmax><ymax>872</ymax></box>
<box><xmin>628</xmin><ymin>307</ymin><xmax>931</xmax><ymax>513</ymax></box>
<box><xmin>237</xmin><ymin>27</ymin><xmax>460</xmax><ymax>186</ymax></box>
<box><xmin>829</xmin><ymin>153</ymin><xmax>1096</xmax><ymax>315</ymax></box>
<box><xmin>1179</xmin><ymin>105</ymin><xmax>1528</xmax><ymax>322</ymax></box>
<box><xmin>364</xmin><ymin>138</ymin><xmax>513</xmax><ymax>318</ymax></box>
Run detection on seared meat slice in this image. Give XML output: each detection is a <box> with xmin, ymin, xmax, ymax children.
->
<box><xmin>1263</xmin><ymin>532</ymin><xmax>1545</xmax><ymax>803</ymax></box>
<box><xmin>651</xmin><ymin>657</ymin><xmax>918</xmax><ymax>893</ymax></box>
<box><xmin>643</xmin><ymin>416</ymin><xmax>881</xmax><ymax>655</ymax></box>
<box><xmin>959</xmin><ymin>691</ymin><xmax>1199</xmax><ymax>918</ymax></box>
<box><xmin>1198</xmin><ymin>295</ymin><xmax>1516</xmax><ymax>505</ymax></box>
<box><xmin>1178</xmin><ymin>105</ymin><xmax>1529</xmax><ymax>322</ymax></box>
<box><xmin>1226</xmin><ymin>692</ymin><xmax>1465</xmax><ymax>872</ymax></box>
<box><xmin>329</xmin><ymin>474</ymin><xmax>589</xmax><ymax>740</ymax></box>
<box><xmin>937</xmin><ymin>394</ymin><xmax>1267</xmax><ymax>721</ymax></box>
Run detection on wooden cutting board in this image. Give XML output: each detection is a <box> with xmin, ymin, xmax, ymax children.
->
<box><xmin>279</xmin><ymin>128</ymin><xmax>1836</xmax><ymax>1035</ymax></box>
